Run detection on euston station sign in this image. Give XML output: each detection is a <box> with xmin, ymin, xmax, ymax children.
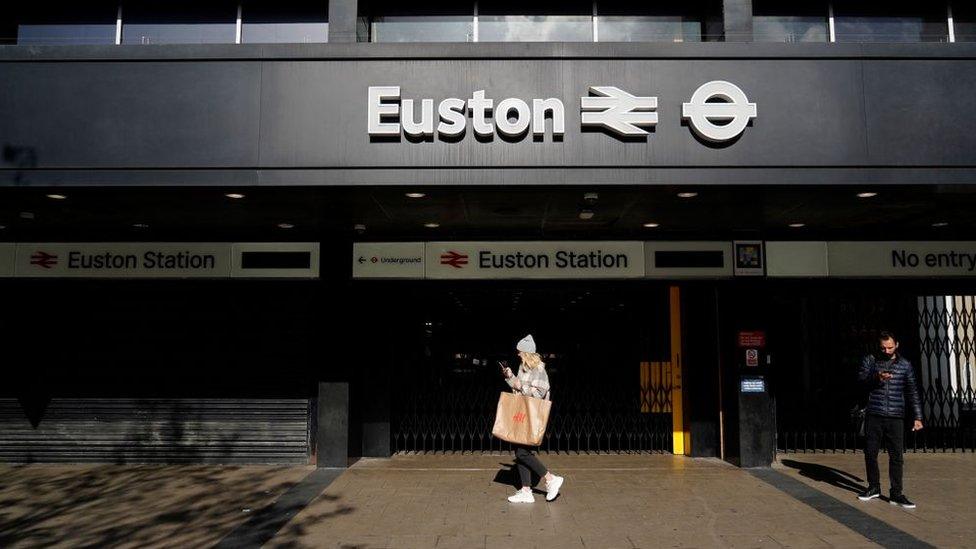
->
<box><xmin>355</xmin><ymin>241</ymin><xmax>976</xmax><ymax>280</ymax></box>
<box><xmin>426</xmin><ymin>242</ymin><xmax>645</xmax><ymax>280</ymax></box>
<box><xmin>0</xmin><ymin>243</ymin><xmax>319</xmax><ymax>279</ymax></box>
<box><xmin>353</xmin><ymin>241</ymin><xmax>737</xmax><ymax>280</ymax></box>
<box><xmin>368</xmin><ymin>81</ymin><xmax>757</xmax><ymax>143</ymax></box>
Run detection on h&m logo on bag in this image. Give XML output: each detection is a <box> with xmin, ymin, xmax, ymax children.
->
<box><xmin>512</xmin><ymin>412</ymin><xmax>527</xmax><ymax>423</ymax></box>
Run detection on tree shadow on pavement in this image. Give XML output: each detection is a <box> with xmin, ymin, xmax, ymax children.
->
<box><xmin>780</xmin><ymin>459</ymin><xmax>866</xmax><ymax>494</ymax></box>
<box><xmin>0</xmin><ymin>463</ymin><xmax>351</xmax><ymax>548</ymax></box>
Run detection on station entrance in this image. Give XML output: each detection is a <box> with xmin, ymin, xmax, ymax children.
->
<box><xmin>381</xmin><ymin>281</ymin><xmax>685</xmax><ymax>455</ymax></box>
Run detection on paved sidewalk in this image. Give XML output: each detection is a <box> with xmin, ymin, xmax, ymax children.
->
<box><xmin>1</xmin><ymin>453</ymin><xmax>974</xmax><ymax>548</ymax></box>
<box><xmin>773</xmin><ymin>452</ymin><xmax>976</xmax><ymax>548</ymax></box>
<box><xmin>0</xmin><ymin>463</ymin><xmax>313</xmax><ymax>548</ymax></box>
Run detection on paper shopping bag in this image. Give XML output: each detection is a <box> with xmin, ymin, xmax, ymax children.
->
<box><xmin>491</xmin><ymin>391</ymin><xmax>551</xmax><ymax>446</ymax></box>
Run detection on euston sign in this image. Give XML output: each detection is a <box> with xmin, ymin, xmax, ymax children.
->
<box><xmin>368</xmin><ymin>81</ymin><xmax>757</xmax><ymax>143</ymax></box>
<box><xmin>426</xmin><ymin>242</ymin><xmax>645</xmax><ymax>279</ymax></box>
<box><xmin>1</xmin><ymin>243</ymin><xmax>320</xmax><ymax>278</ymax></box>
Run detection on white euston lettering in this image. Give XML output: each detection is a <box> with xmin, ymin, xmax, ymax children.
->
<box><xmin>367</xmin><ymin>86</ymin><xmax>566</xmax><ymax>141</ymax></box>
<box><xmin>367</xmin><ymin>86</ymin><xmax>401</xmax><ymax>136</ymax></box>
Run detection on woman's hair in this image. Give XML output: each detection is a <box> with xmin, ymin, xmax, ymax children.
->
<box><xmin>519</xmin><ymin>351</ymin><xmax>544</xmax><ymax>370</ymax></box>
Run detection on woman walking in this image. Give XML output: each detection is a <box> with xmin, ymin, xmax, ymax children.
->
<box><xmin>500</xmin><ymin>334</ymin><xmax>565</xmax><ymax>503</ymax></box>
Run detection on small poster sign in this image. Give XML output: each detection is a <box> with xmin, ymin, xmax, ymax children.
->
<box><xmin>745</xmin><ymin>348</ymin><xmax>759</xmax><ymax>367</ymax></box>
<box><xmin>741</xmin><ymin>376</ymin><xmax>765</xmax><ymax>393</ymax></box>
<box><xmin>733</xmin><ymin>241</ymin><xmax>764</xmax><ymax>276</ymax></box>
<box><xmin>738</xmin><ymin>331</ymin><xmax>766</xmax><ymax>348</ymax></box>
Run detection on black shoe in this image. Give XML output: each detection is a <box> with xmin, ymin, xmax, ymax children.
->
<box><xmin>889</xmin><ymin>494</ymin><xmax>916</xmax><ymax>508</ymax></box>
<box><xmin>858</xmin><ymin>486</ymin><xmax>881</xmax><ymax>501</ymax></box>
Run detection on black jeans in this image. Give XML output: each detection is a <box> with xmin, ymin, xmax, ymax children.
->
<box><xmin>514</xmin><ymin>445</ymin><xmax>548</xmax><ymax>489</ymax></box>
<box><xmin>864</xmin><ymin>414</ymin><xmax>905</xmax><ymax>496</ymax></box>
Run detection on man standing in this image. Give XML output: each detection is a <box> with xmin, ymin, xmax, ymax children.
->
<box><xmin>857</xmin><ymin>331</ymin><xmax>923</xmax><ymax>508</ymax></box>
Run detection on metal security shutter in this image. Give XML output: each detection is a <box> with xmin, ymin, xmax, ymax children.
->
<box><xmin>0</xmin><ymin>398</ymin><xmax>310</xmax><ymax>464</ymax></box>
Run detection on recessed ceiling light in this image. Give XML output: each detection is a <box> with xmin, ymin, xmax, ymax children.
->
<box><xmin>424</xmin><ymin>222</ymin><xmax>440</xmax><ymax>228</ymax></box>
<box><xmin>643</xmin><ymin>222</ymin><xmax>660</xmax><ymax>228</ymax></box>
<box><xmin>578</xmin><ymin>209</ymin><xmax>595</xmax><ymax>220</ymax></box>
<box><xmin>46</xmin><ymin>194</ymin><xmax>67</xmax><ymax>200</ymax></box>
<box><xmin>277</xmin><ymin>222</ymin><xmax>295</xmax><ymax>229</ymax></box>
<box><xmin>932</xmin><ymin>221</ymin><xmax>949</xmax><ymax>227</ymax></box>
<box><xmin>0</xmin><ymin>225</ymin><xmax>6</xmax><ymax>230</ymax></box>
<box><xmin>857</xmin><ymin>192</ymin><xmax>878</xmax><ymax>198</ymax></box>
<box><xmin>132</xmin><ymin>223</ymin><xmax>149</xmax><ymax>229</ymax></box>
<box><xmin>405</xmin><ymin>192</ymin><xmax>426</xmax><ymax>199</ymax></box>
<box><xmin>789</xmin><ymin>223</ymin><xmax>806</xmax><ymax>228</ymax></box>
<box><xmin>225</xmin><ymin>193</ymin><xmax>245</xmax><ymax>199</ymax></box>
<box><xmin>677</xmin><ymin>192</ymin><xmax>698</xmax><ymax>198</ymax></box>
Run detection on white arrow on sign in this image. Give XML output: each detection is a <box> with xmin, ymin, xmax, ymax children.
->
<box><xmin>580</xmin><ymin>86</ymin><xmax>658</xmax><ymax>136</ymax></box>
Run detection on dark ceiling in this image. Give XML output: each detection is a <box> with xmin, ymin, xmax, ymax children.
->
<box><xmin>0</xmin><ymin>185</ymin><xmax>974</xmax><ymax>242</ymax></box>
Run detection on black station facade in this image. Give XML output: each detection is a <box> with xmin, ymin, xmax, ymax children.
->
<box><xmin>1</xmin><ymin>1</ymin><xmax>975</xmax><ymax>467</ymax></box>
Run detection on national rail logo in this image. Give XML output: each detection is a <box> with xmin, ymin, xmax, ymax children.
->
<box><xmin>440</xmin><ymin>251</ymin><xmax>469</xmax><ymax>269</ymax></box>
<box><xmin>29</xmin><ymin>251</ymin><xmax>58</xmax><ymax>269</ymax></box>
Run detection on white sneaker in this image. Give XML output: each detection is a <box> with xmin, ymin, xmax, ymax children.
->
<box><xmin>545</xmin><ymin>475</ymin><xmax>564</xmax><ymax>501</ymax></box>
<box><xmin>507</xmin><ymin>490</ymin><xmax>535</xmax><ymax>503</ymax></box>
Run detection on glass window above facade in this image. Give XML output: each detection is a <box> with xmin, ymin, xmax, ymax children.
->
<box><xmin>362</xmin><ymin>1</ymin><xmax>473</xmax><ymax>42</ymax></box>
<box><xmin>834</xmin><ymin>1</ymin><xmax>949</xmax><ymax>43</ymax></box>
<box><xmin>752</xmin><ymin>0</ymin><xmax>828</xmax><ymax>42</ymax></box>
<box><xmin>241</xmin><ymin>0</ymin><xmax>328</xmax><ymax>43</ymax></box>
<box><xmin>0</xmin><ymin>1</ymin><xmax>969</xmax><ymax>47</ymax></box>
<box><xmin>955</xmin><ymin>3</ymin><xmax>976</xmax><ymax>42</ymax></box>
<box><xmin>478</xmin><ymin>0</ymin><xmax>592</xmax><ymax>42</ymax></box>
<box><xmin>1</xmin><ymin>3</ymin><xmax>118</xmax><ymax>46</ymax></box>
<box><xmin>121</xmin><ymin>1</ymin><xmax>238</xmax><ymax>45</ymax></box>
<box><xmin>597</xmin><ymin>1</ymin><xmax>719</xmax><ymax>43</ymax></box>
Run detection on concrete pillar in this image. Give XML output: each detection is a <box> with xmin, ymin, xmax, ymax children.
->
<box><xmin>737</xmin><ymin>376</ymin><xmax>776</xmax><ymax>467</ymax></box>
<box><xmin>329</xmin><ymin>0</ymin><xmax>359</xmax><ymax>43</ymax></box>
<box><xmin>361</xmin><ymin>367</ymin><xmax>391</xmax><ymax>457</ymax></box>
<box><xmin>723</xmin><ymin>0</ymin><xmax>754</xmax><ymax>42</ymax></box>
<box><xmin>316</xmin><ymin>382</ymin><xmax>349</xmax><ymax>467</ymax></box>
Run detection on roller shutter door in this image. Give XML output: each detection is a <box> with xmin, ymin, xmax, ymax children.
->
<box><xmin>0</xmin><ymin>398</ymin><xmax>310</xmax><ymax>464</ymax></box>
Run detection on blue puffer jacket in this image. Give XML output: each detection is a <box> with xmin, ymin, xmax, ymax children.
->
<box><xmin>858</xmin><ymin>354</ymin><xmax>923</xmax><ymax>420</ymax></box>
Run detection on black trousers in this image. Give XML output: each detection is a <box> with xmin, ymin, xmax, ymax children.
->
<box><xmin>864</xmin><ymin>414</ymin><xmax>905</xmax><ymax>496</ymax></box>
<box><xmin>514</xmin><ymin>445</ymin><xmax>548</xmax><ymax>489</ymax></box>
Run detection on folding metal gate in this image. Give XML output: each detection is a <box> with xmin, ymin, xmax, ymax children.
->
<box><xmin>391</xmin><ymin>375</ymin><xmax>672</xmax><ymax>454</ymax></box>
<box><xmin>776</xmin><ymin>291</ymin><xmax>976</xmax><ymax>453</ymax></box>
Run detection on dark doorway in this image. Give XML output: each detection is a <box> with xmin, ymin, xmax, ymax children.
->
<box><xmin>385</xmin><ymin>281</ymin><xmax>674</xmax><ymax>453</ymax></box>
